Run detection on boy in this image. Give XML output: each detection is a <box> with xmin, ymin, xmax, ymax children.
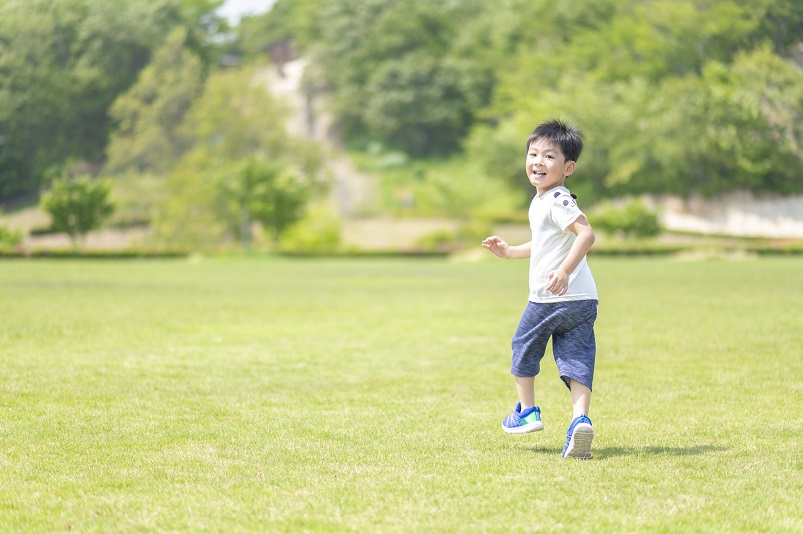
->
<box><xmin>482</xmin><ymin>119</ymin><xmax>599</xmax><ymax>459</ymax></box>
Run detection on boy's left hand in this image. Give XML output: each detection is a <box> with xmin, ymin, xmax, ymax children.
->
<box><xmin>546</xmin><ymin>269</ymin><xmax>569</xmax><ymax>296</ymax></box>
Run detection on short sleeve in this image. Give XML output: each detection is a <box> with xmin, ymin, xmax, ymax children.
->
<box><xmin>550</xmin><ymin>191</ymin><xmax>583</xmax><ymax>231</ymax></box>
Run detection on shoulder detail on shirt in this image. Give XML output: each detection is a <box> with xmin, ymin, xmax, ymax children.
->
<box><xmin>549</xmin><ymin>187</ymin><xmax>577</xmax><ymax>209</ymax></box>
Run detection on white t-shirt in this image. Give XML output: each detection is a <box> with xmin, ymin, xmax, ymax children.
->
<box><xmin>528</xmin><ymin>186</ymin><xmax>598</xmax><ymax>303</ymax></box>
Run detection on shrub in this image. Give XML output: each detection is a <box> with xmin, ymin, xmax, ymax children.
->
<box><xmin>415</xmin><ymin>229</ymin><xmax>456</xmax><ymax>253</ymax></box>
<box><xmin>591</xmin><ymin>199</ymin><xmax>661</xmax><ymax>238</ymax></box>
<box><xmin>415</xmin><ymin>221</ymin><xmax>493</xmax><ymax>252</ymax></box>
<box><xmin>0</xmin><ymin>210</ymin><xmax>22</xmax><ymax>247</ymax></box>
<box><xmin>41</xmin><ymin>175</ymin><xmax>114</xmax><ymax>245</ymax></box>
<box><xmin>278</xmin><ymin>207</ymin><xmax>342</xmax><ymax>254</ymax></box>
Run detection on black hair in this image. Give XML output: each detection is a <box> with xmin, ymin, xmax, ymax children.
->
<box><xmin>525</xmin><ymin>119</ymin><xmax>584</xmax><ymax>163</ymax></box>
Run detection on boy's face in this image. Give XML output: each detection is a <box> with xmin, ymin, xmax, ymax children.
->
<box><xmin>526</xmin><ymin>138</ymin><xmax>576</xmax><ymax>195</ymax></box>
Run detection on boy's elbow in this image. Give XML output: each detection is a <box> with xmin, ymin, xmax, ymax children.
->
<box><xmin>585</xmin><ymin>227</ymin><xmax>596</xmax><ymax>248</ymax></box>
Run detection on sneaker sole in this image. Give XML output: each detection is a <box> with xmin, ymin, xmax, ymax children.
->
<box><xmin>562</xmin><ymin>423</ymin><xmax>594</xmax><ymax>458</ymax></box>
<box><xmin>502</xmin><ymin>421</ymin><xmax>545</xmax><ymax>434</ymax></box>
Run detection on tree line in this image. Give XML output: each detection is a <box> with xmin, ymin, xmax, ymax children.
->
<box><xmin>1</xmin><ymin>0</ymin><xmax>802</xmax><ymax>248</ymax></box>
<box><xmin>0</xmin><ymin>0</ymin><xmax>319</xmax><ymax>248</ymax></box>
<box><xmin>245</xmin><ymin>0</ymin><xmax>803</xmax><ymax>201</ymax></box>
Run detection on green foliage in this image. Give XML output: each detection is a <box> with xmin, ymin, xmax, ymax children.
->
<box><xmin>694</xmin><ymin>47</ymin><xmax>803</xmax><ymax>195</ymax></box>
<box><xmin>105</xmin><ymin>28</ymin><xmax>205</xmax><ymax>175</ymax></box>
<box><xmin>41</xmin><ymin>176</ymin><xmax>114</xmax><ymax>244</ymax></box>
<box><xmin>0</xmin><ymin>0</ymin><xmax>199</xmax><ymax>200</ymax></box>
<box><xmin>0</xmin><ymin>209</ymin><xmax>22</xmax><ymax>247</ymax></box>
<box><xmin>223</xmin><ymin>156</ymin><xmax>311</xmax><ymax>248</ymax></box>
<box><xmin>361</xmin><ymin>53</ymin><xmax>480</xmax><ymax>156</ymax></box>
<box><xmin>152</xmin><ymin>67</ymin><xmax>320</xmax><ymax>251</ymax></box>
<box><xmin>278</xmin><ymin>205</ymin><xmax>343</xmax><ymax>254</ymax></box>
<box><xmin>232</xmin><ymin>0</ymin><xmax>325</xmax><ymax>58</ymax></box>
<box><xmin>590</xmin><ymin>199</ymin><xmax>662</xmax><ymax>238</ymax></box>
<box><xmin>107</xmin><ymin>172</ymin><xmax>166</xmax><ymax>228</ymax></box>
<box><xmin>292</xmin><ymin>0</ymin><xmax>803</xmax><ymax>199</ymax></box>
<box><xmin>153</xmin><ymin>152</ymin><xmax>231</xmax><ymax>250</ymax></box>
<box><xmin>0</xmin><ymin>0</ymin><xmax>219</xmax><ymax>200</ymax></box>
<box><xmin>3</xmin><ymin>0</ymin><xmax>802</xmax><ymax>214</ymax></box>
<box><xmin>462</xmin><ymin>119</ymin><xmax>534</xmax><ymax>203</ymax></box>
<box><xmin>308</xmin><ymin>0</ymin><xmax>491</xmax><ymax>156</ymax></box>
<box><xmin>181</xmin><ymin>66</ymin><xmax>316</xmax><ymax>166</ymax></box>
<box><xmin>178</xmin><ymin>0</ymin><xmax>228</xmax><ymax>52</ymax></box>
<box><xmin>414</xmin><ymin>229</ymin><xmax>455</xmax><ymax>252</ymax></box>
<box><xmin>415</xmin><ymin>220</ymin><xmax>494</xmax><ymax>253</ymax></box>
<box><xmin>0</xmin><ymin>226</ymin><xmax>22</xmax><ymax>247</ymax></box>
<box><xmin>464</xmin><ymin>0</ymin><xmax>803</xmax><ymax>199</ymax></box>
<box><xmin>351</xmin><ymin>150</ymin><xmax>520</xmax><ymax>219</ymax></box>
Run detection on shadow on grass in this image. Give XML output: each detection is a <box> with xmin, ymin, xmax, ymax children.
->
<box><xmin>594</xmin><ymin>445</ymin><xmax>728</xmax><ymax>459</ymax></box>
<box><xmin>518</xmin><ymin>445</ymin><xmax>728</xmax><ymax>459</ymax></box>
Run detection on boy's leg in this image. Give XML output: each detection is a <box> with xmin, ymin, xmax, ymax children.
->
<box><xmin>502</xmin><ymin>376</ymin><xmax>543</xmax><ymax>434</ymax></box>
<box><xmin>504</xmin><ymin>302</ymin><xmax>554</xmax><ymax>434</ymax></box>
<box><xmin>550</xmin><ymin>300</ymin><xmax>597</xmax><ymax>458</ymax></box>
<box><xmin>515</xmin><ymin>375</ymin><xmax>536</xmax><ymax>409</ymax></box>
<box><xmin>569</xmin><ymin>379</ymin><xmax>591</xmax><ymax>418</ymax></box>
<box><xmin>509</xmin><ymin>302</ymin><xmax>553</xmax><ymax>411</ymax></box>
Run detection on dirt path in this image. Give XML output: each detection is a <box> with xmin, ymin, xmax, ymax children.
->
<box><xmin>257</xmin><ymin>59</ymin><xmax>465</xmax><ymax>249</ymax></box>
<box><xmin>257</xmin><ymin>59</ymin><xmax>377</xmax><ymax>217</ymax></box>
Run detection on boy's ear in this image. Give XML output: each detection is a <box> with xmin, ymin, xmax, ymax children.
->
<box><xmin>563</xmin><ymin>160</ymin><xmax>576</xmax><ymax>177</ymax></box>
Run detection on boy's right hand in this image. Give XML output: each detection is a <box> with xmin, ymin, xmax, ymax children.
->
<box><xmin>482</xmin><ymin>236</ymin><xmax>511</xmax><ymax>258</ymax></box>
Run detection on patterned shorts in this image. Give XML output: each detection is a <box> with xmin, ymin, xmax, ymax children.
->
<box><xmin>511</xmin><ymin>299</ymin><xmax>598</xmax><ymax>390</ymax></box>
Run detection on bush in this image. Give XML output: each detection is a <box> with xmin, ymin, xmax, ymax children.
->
<box><xmin>0</xmin><ymin>210</ymin><xmax>22</xmax><ymax>247</ymax></box>
<box><xmin>278</xmin><ymin>207</ymin><xmax>342</xmax><ymax>254</ymax></box>
<box><xmin>108</xmin><ymin>173</ymin><xmax>165</xmax><ymax>228</ymax></box>
<box><xmin>415</xmin><ymin>221</ymin><xmax>493</xmax><ymax>252</ymax></box>
<box><xmin>415</xmin><ymin>229</ymin><xmax>456</xmax><ymax>253</ymax></box>
<box><xmin>41</xmin><ymin>176</ymin><xmax>114</xmax><ymax>245</ymax></box>
<box><xmin>591</xmin><ymin>199</ymin><xmax>661</xmax><ymax>238</ymax></box>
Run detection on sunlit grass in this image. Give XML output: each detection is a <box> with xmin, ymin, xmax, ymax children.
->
<box><xmin>1</xmin><ymin>256</ymin><xmax>801</xmax><ymax>532</ymax></box>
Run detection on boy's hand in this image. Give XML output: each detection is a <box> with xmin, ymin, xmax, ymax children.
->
<box><xmin>482</xmin><ymin>236</ymin><xmax>511</xmax><ymax>258</ymax></box>
<box><xmin>547</xmin><ymin>269</ymin><xmax>570</xmax><ymax>296</ymax></box>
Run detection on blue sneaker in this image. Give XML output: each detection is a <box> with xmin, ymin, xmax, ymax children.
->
<box><xmin>562</xmin><ymin>415</ymin><xmax>594</xmax><ymax>459</ymax></box>
<box><xmin>502</xmin><ymin>402</ymin><xmax>544</xmax><ymax>434</ymax></box>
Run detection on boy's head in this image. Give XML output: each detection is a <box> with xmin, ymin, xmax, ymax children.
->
<box><xmin>525</xmin><ymin>119</ymin><xmax>584</xmax><ymax>163</ymax></box>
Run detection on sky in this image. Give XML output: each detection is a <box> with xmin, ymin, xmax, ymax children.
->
<box><xmin>216</xmin><ymin>0</ymin><xmax>275</xmax><ymax>25</ymax></box>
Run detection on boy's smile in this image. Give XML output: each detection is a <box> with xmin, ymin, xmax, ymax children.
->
<box><xmin>526</xmin><ymin>139</ymin><xmax>576</xmax><ymax>196</ymax></box>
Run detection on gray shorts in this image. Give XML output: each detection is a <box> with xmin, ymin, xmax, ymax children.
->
<box><xmin>511</xmin><ymin>299</ymin><xmax>598</xmax><ymax>390</ymax></box>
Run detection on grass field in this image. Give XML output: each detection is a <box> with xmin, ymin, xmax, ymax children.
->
<box><xmin>1</xmin><ymin>255</ymin><xmax>801</xmax><ymax>532</ymax></box>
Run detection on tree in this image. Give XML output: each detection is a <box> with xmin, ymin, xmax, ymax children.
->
<box><xmin>152</xmin><ymin>66</ymin><xmax>321</xmax><ymax>250</ymax></box>
<box><xmin>232</xmin><ymin>0</ymin><xmax>326</xmax><ymax>59</ymax></box>
<box><xmin>0</xmin><ymin>0</ymin><xmax>221</xmax><ymax>201</ymax></box>
<box><xmin>308</xmin><ymin>0</ymin><xmax>491</xmax><ymax>156</ymax></box>
<box><xmin>105</xmin><ymin>27</ymin><xmax>205</xmax><ymax>175</ymax></box>
<box><xmin>41</xmin><ymin>176</ymin><xmax>114</xmax><ymax>245</ymax></box>
<box><xmin>362</xmin><ymin>53</ymin><xmax>478</xmax><ymax>156</ymax></box>
<box><xmin>679</xmin><ymin>46</ymin><xmax>803</xmax><ymax>195</ymax></box>
<box><xmin>464</xmin><ymin>0</ymin><xmax>803</xmax><ymax>200</ymax></box>
<box><xmin>0</xmin><ymin>209</ymin><xmax>23</xmax><ymax>247</ymax></box>
<box><xmin>591</xmin><ymin>200</ymin><xmax>661</xmax><ymax>238</ymax></box>
<box><xmin>222</xmin><ymin>156</ymin><xmax>310</xmax><ymax>248</ymax></box>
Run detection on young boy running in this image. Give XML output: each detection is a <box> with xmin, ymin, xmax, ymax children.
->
<box><xmin>482</xmin><ymin>119</ymin><xmax>599</xmax><ymax>459</ymax></box>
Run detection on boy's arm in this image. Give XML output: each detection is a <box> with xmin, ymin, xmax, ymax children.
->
<box><xmin>545</xmin><ymin>216</ymin><xmax>596</xmax><ymax>296</ymax></box>
<box><xmin>482</xmin><ymin>236</ymin><xmax>531</xmax><ymax>259</ymax></box>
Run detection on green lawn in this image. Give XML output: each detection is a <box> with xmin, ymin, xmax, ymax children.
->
<box><xmin>1</xmin><ymin>256</ymin><xmax>801</xmax><ymax>532</ymax></box>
